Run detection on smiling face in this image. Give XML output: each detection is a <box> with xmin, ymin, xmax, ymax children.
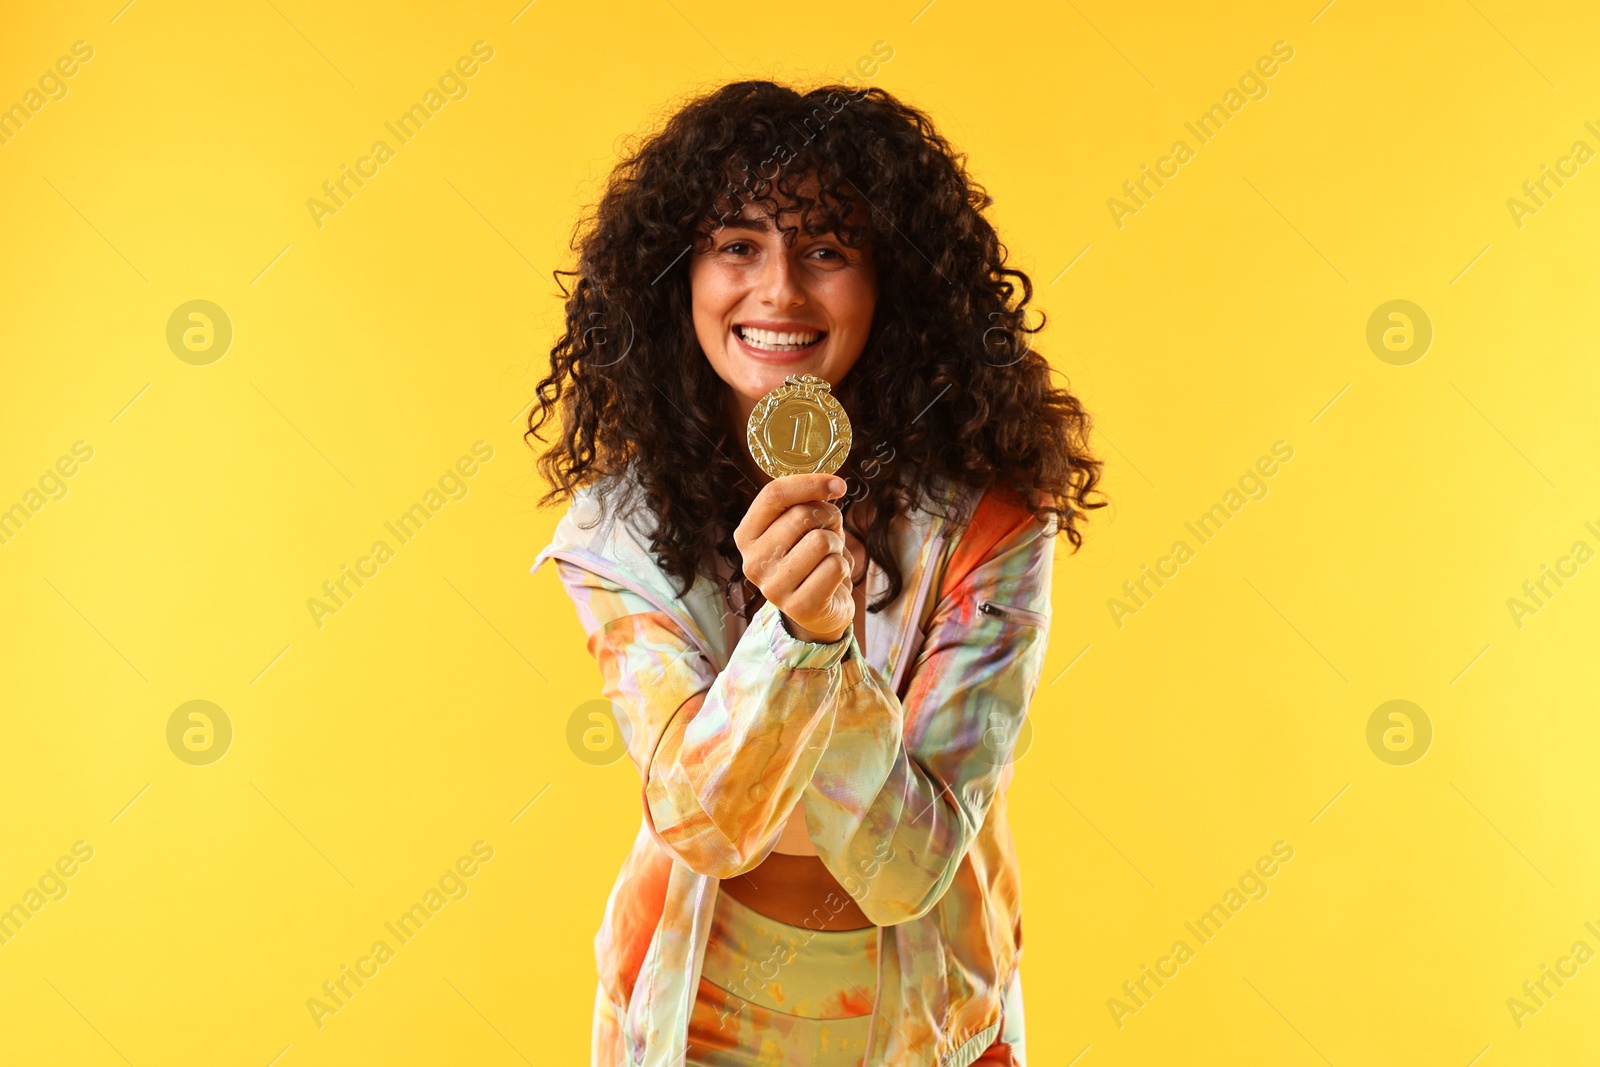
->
<box><xmin>689</xmin><ymin>177</ymin><xmax>877</xmax><ymax>445</ymax></box>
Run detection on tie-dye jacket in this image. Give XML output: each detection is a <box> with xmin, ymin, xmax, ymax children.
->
<box><xmin>531</xmin><ymin>469</ymin><xmax>1056</xmax><ymax>1067</ymax></box>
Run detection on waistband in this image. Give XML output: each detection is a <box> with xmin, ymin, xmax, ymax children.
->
<box><xmin>698</xmin><ymin>887</ymin><xmax>878</xmax><ymax>1019</ymax></box>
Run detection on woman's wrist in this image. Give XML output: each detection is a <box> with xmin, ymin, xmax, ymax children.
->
<box><xmin>781</xmin><ymin>612</ymin><xmax>847</xmax><ymax>646</ymax></box>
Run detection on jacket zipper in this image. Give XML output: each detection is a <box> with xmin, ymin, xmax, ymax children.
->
<box><xmin>977</xmin><ymin>599</ymin><xmax>1049</xmax><ymax>628</ymax></box>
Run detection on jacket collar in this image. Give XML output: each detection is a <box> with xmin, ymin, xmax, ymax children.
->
<box><xmin>531</xmin><ymin>470</ymin><xmax>733</xmax><ymax>665</ymax></box>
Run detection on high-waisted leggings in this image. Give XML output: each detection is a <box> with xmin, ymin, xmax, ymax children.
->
<box><xmin>685</xmin><ymin>887</ymin><xmax>878</xmax><ymax>1066</ymax></box>
<box><xmin>594</xmin><ymin>888</ymin><xmax>1027</xmax><ymax>1065</ymax></box>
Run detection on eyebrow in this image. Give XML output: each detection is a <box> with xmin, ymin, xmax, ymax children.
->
<box><xmin>719</xmin><ymin>216</ymin><xmax>772</xmax><ymax>233</ymax></box>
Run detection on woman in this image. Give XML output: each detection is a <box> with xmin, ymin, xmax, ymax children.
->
<box><xmin>528</xmin><ymin>80</ymin><xmax>1103</xmax><ymax>1067</ymax></box>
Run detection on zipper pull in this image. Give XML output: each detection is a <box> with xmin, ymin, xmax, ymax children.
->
<box><xmin>977</xmin><ymin>599</ymin><xmax>1050</xmax><ymax>627</ymax></box>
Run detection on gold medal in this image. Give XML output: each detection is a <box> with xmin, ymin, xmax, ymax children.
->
<box><xmin>745</xmin><ymin>373</ymin><xmax>853</xmax><ymax>478</ymax></box>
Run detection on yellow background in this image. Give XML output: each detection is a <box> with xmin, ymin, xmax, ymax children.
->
<box><xmin>2</xmin><ymin>0</ymin><xmax>1597</xmax><ymax>1064</ymax></box>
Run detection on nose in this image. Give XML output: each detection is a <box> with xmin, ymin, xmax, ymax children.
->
<box><xmin>755</xmin><ymin>243</ymin><xmax>804</xmax><ymax>308</ymax></box>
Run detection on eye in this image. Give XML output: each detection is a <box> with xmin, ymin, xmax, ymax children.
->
<box><xmin>721</xmin><ymin>241</ymin><xmax>755</xmax><ymax>256</ymax></box>
<box><xmin>809</xmin><ymin>245</ymin><xmax>845</xmax><ymax>262</ymax></box>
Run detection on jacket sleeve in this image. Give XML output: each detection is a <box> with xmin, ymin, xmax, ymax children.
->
<box><xmin>551</xmin><ymin>560</ymin><xmax>859</xmax><ymax>878</ymax></box>
<box><xmin>798</xmin><ymin>509</ymin><xmax>1055</xmax><ymax>926</ymax></box>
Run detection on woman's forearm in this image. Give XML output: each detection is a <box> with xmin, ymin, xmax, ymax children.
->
<box><xmin>644</xmin><ymin>598</ymin><xmax>857</xmax><ymax>877</ymax></box>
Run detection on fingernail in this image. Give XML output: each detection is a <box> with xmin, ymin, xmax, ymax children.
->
<box><xmin>828</xmin><ymin>477</ymin><xmax>846</xmax><ymax>494</ymax></box>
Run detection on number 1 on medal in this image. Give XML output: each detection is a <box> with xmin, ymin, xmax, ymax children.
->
<box><xmin>784</xmin><ymin>411</ymin><xmax>812</xmax><ymax>457</ymax></box>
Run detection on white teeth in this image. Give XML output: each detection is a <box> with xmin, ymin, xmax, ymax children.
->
<box><xmin>738</xmin><ymin>325</ymin><xmax>822</xmax><ymax>350</ymax></box>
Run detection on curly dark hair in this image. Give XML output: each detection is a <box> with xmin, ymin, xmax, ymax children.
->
<box><xmin>527</xmin><ymin>79</ymin><xmax>1105</xmax><ymax>619</ymax></box>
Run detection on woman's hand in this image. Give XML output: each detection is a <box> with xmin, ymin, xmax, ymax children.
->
<box><xmin>734</xmin><ymin>473</ymin><xmax>854</xmax><ymax>644</ymax></box>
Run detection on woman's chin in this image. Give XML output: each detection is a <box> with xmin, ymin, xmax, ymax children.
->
<box><xmin>740</xmin><ymin>365</ymin><xmax>813</xmax><ymax>400</ymax></box>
